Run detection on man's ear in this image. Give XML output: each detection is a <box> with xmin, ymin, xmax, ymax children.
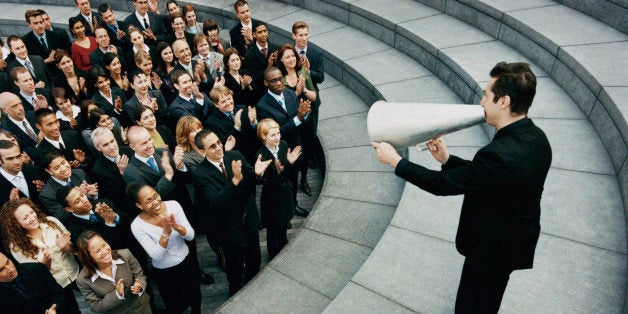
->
<box><xmin>64</xmin><ymin>205</ymin><xmax>74</xmax><ymax>213</ymax></box>
<box><xmin>499</xmin><ymin>95</ymin><xmax>511</xmax><ymax>109</ymax></box>
<box><xmin>35</xmin><ymin>123</ymin><xmax>43</xmax><ymax>132</ymax></box>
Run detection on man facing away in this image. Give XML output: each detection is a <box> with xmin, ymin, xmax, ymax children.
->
<box><xmin>373</xmin><ymin>62</ymin><xmax>552</xmax><ymax>313</ymax></box>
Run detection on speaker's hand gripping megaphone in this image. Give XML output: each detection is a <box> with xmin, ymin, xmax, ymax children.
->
<box><xmin>367</xmin><ymin>101</ymin><xmax>486</xmax><ymax>150</ymax></box>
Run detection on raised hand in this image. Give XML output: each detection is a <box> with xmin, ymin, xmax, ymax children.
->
<box><xmin>21</xmin><ymin>151</ymin><xmax>32</xmax><ymax>165</ymax></box>
<box><xmin>150</xmin><ymin>71</ymin><xmax>162</xmax><ymax>89</ymax></box>
<box><xmin>241</xmin><ymin>74</ymin><xmax>253</xmax><ymax>89</ymax></box>
<box><xmin>287</xmin><ymin>146</ymin><xmax>302</xmax><ymax>165</ymax></box>
<box><xmin>117</xmin><ymin>154</ymin><xmax>129</xmax><ymax>174</ymax></box>
<box><xmin>130</xmin><ymin>278</ymin><xmax>143</xmax><ymax>294</ymax></box>
<box><xmin>83</xmin><ymin>180</ymin><xmax>98</xmax><ymax>197</ymax></box>
<box><xmin>160</xmin><ymin>150</ymin><xmax>174</xmax><ymax>179</ymax></box>
<box><xmin>426</xmin><ymin>137</ymin><xmax>449</xmax><ymax>164</ymax></box>
<box><xmin>41</xmin><ymin>248</ymin><xmax>53</xmax><ymax>269</ymax></box>
<box><xmin>234</xmin><ymin>109</ymin><xmax>243</xmax><ymax>129</ymax></box>
<box><xmin>95</xmin><ymin>202</ymin><xmax>116</xmax><ymax>225</ymax></box>
<box><xmin>231</xmin><ymin>160</ymin><xmax>243</xmax><ymax>185</ymax></box>
<box><xmin>173</xmin><ymin>145</ymin><xmax>185</xmax><ymax>170</ymax></box>
<box><xmin>371</xmin><ymin>141</ymin><xmax>402</xmax><ymax>167</ymax></box>
<box><xmin>241</xmin><ymin>26</ymin><xmax>253</xmax><ymax>43</ymax></box>
<box><xmin>34</xmin><ymin>94</ymin><xmax>49</xmax><ymax>110</ymax></box>
<box><xmin>296</xmin><ymin>98</ymin><xmax>311</xmax><ymax>121</ymax></box>
<box><xmin>78</xmin><ymin>77</ymin><xmax>86</xmax><ymax>93</ymax></box>
<box><xmin>274</xmin><ymin>158</ymin><xmax>284</xmax><ymax>174</ymax></box>
<box><xmin>254</xmin><ymin>154</ymin><xmax>272</xmax><ymax>177</ymax></box>
<box><xmin>248</xmin><ymin>106</ymin><xmax>256</xmax><ymax>124</ymax></box>
<box><xmin>300</xmin><ymin>54</ymin><xmax>310</xmax><ymax>69</ymax></box>
<box><xmin>73</xmin><ymin>149</ymin><xmax>86</xmax><ymax>163</ymax></box>
<box><xmin>116</xmin><ymin>279</ymin><xmax>125</xmax><ymax>297</ymax></box>
<box><xmin>143</xmin><ymin>29</ymin><xmax>156</xmax><ymax>41</ymax></box>
<box><xmin>224</xmin><ymin>135</ymin><xmax>236</xmax><ymax>151</ymax></box>
<box><xmin>45</xmin><ymin>304</ymin><xmax>57</xmax><ymax>314</ymax></box>
<box><xmin>9</xmin><ymin>187</ymin><xmax>19</xmax><ymax>200</ymax></box>
<box><xmin>33</xmin><ymin>179</ymin><xmax>45</xmax><ymax>192</ymax></box>
<box><xmin>55</xmin><ymin>231</ymin><xmax>72</xmax><ymax>252</ymax></box>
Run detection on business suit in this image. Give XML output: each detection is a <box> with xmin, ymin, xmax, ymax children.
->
<box><xmin>193</xmin><ymin>52</ymin><xmax>223</xmax><ymax>79</ymax></box>
<box><xmin>123</xmin><ymin>89</ymin><xmax>169</xmax><ymax>126</ymax></box>
<box><xmin>75</xmin><ymin>11</ymin><xmax>102</xmax><ymax>37</ymax></box>
<box><xmin>0</xmin><ymin>262</ymin><xmax>68</xmax><ymax>314</ymax></box>
<box><xmin>229</xmin><ymin>21</ymin><xmax>258</xmax><ymax>56</ymax></box>
<box><xmin>168</xmin><ymin>31</ymin><xmax>196</xmax><ymax>55</ymax></box>
<box><xmin>76</xmin><ymin>249</ymin><xmax>151</xmax><ymax>314</ymax></box>
<box><xmin>0</xmin><ymin>164</ymin><xmax>43</xmax><ymax>206</ymax></box>
<box><xmin>224</xmin><ymin>71</ymin><xmax>257</xmax><ymax>107</ymax></box>
<box><xmin>124</xmin><ymin>11</ymin><xmax>169</xmax><ymax>48</ymax></box>
<box><xmin>243</xmin><ymin>42</ymin><xmax>278</xmax><ymax>101</ymax></box>
<box><xmin>89</xmin><ymin>47</ymin><xmax>127</xmax><ymax>73</ymax></box>
<box><xmin>90</xmin><ymin>147</ymin><xmax>138</xmax><ymax>216</ymax></box>
<box><xmin>31</xmin><ymin>130</ymin><xmax>94</xmax><ymax>172</ymax></box>
<box><xmin>38</xmin><ymin>168</ymin><xmax>92</xmax><ymax>221</ymax></box>
<box><xmin>172</xmin><ymin>60</ymin><xmax>214</xmax><ymax>95</ymax></box>
<box><xmin>6</xmin><ymin>55</ymin><xmax>50</xmax><ymax>90</ymax></box>
<box><xmin>204</xmin><ymin>105</ymin><xmax>258</xmax><ymax>163</ymax></box>
<box><xmin>168</xmin><ymin>93</ymin><xmax>214</xmax><ymax>123</ymax></box>
<box><xmin>91</xmin><ymin>87</ymin><xmax>132</xmax><ymax>127</ymax></box>
<box><xmin>102</xmin><ymin>21</ymin><xmax>132</xmax><ymax>49</ymax></box>
<box><xmin>256</xmin><ymin>90</ymin><xmax>301</xmax><ymax>148</ymax></box>
<box><xmin>2</xmin><ymin>111</ymin><xmax>38</xmax><ymax>154</ymax></box>
<box><xmin>16</xmin><ymin>88</ymin><xmax>52</xmax><ymax>112</ymax></box>
<box><xmin>256</xmin><ymin>141</ymin><xmax>294</xmax><ymax>258</ymax></box>
<box><xmin>22</xmin><ymin>30</ymin><xmax>71</xmax><ymax>76</ymax></box>
<box><xmin>394</xmin><ymin>117</ymin><xmax>552</xmax><ymax>311</ymax></box>
<box><xmin>192</xmin><ymin>150</ymin><xmax>260</xmax><ymax>295</ymax></box>
<box><xmin>52</xmin><ymin>68</ymin><xmax>90</xmax><ymax>105</ymax></box>
<box><xmin>302</xmin><ymin>45</ymin><xmax>324</xmax><ymax>137</ymax></box>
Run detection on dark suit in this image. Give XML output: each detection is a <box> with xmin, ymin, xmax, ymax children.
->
<box><xmin>38</xmin><ymin>168</ymin><xmax>92</xmax><ymax>220</ymax></box>
<box><xmin>91</xmin><ymin>87</ymin><xmax>132</xmax><ymax>127</ymax></box>
<box><xmin>224</xmin><ymin>71</ymin><xmax>257</xmax><ymax>107</ymax></box>
<box><xmin>31</xmin><ymin>130</ymin><xmax>93</xmax><ymax>171</ymax></box>
<box><xmin>167</xmin><ymin>31</ymin><xmax>196</xmax><ymax>55</ymax></box>
<box><xmin>90</xmin><ymin>147</ymin><xmax>137</xmax><ymax>216</ymax></box>
<box><xmin>75</xmin><ymin>11</ymin><xmax>102</xmax><ymax>37</ymax></box>
<box><xmin>16</xmin><ymin>88</ymin><xmax>52</xmax><ymax>112</ymax></box>
<box><xmin>229</xmin><ymin>21</ymin><xmax>258</xmax><ymax>56</ymax></box>
<box><xmin>76</xmin><ymin>249</ymin><xmax>151</xmax><ymax>314</ymax></box>
<box><xmin>204</xmin><ymin>105</ymin><xmax>258</xmax><ymax>163</ymax></box>
<box><xmin>168</xmin><ymin>94</ymin><xmax>214</xmax><ymax>123</ymax></box>
<box><xmin>192</xmin><ymin>150</ymin><xmax>260</xmax><ymax>295</ymax></box>
<box><xmin>123</xmin><ymin>89</ymin><xmax>169</xmax><ymax>126</ymax></box>
<box><xmin>303</xmin><ymin>45</ymin><xmax>324</xmax><ymax>133</ymax></box>
<box><xmin>243</xmin><ymin>42</ymin><xmax>278</xmax><ymax>101</ymax></box>
<box><xmin>0</xmin><ymin>263</ymin><xmax>68</xmax><ymax>314</ymax></box>
<box><xmin>102</xmin><ymin>21</ymin><xmax>132</xmax><ymax>49</ymax></box>
<box><xmin>6</xmin><ymin>55</ymin><xmax>50</xmax><ymax>90</ymax></box>
<box><xmin>22</xmin><ymin>30</ymin><xmax>71</xmax><ymax>76</ymax></box>
<box><xmin>0</xmin><ymin>164</ymin><xmax>43</xmax><ymax>206</ymax></box>
<box><xmin>2</xmin><ymin>112</ymin><xmax>38</xmax><ymax>154</ymax></box>
<box><xmin>123</xmin><ymin>12</ymin><xmax>168</xmax><ymax>49</ymax></box>
<box><xmin>172</xmin><ymin>60</ymin><xmax>213</xmax><ymax>95</ymax></box>
<box><xmin>394</xmin><ymin>117</ymin><xmax>552</xmax><ymax>311</ymax></box>
<box><xmin>256</xmin><ymin>90</ymin><xmax>301</xmax><ymax>148</ymax></box>
<box><xmin>89</xmin><ymin>47</ymin><xmax>127</xmax><ymax>73</ymax></box>
<box><xmin>52</xmin><ymin>68</ymin><xmax>90</xmax><ymax>104</ymax></box>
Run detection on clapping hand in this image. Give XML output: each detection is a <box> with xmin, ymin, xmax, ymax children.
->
<box><xmin>241</xmin><ymin>74</ymin><xmax>253</xmax><ymax>90</ymax></box>
<box><xmin>81</xmin><ymin>180</ymin><xmax>98</xmax><ymax>197</ymax></box>
<box><xmin>45</xmin><ymin>304</ymin><xmax>57</xmax><ymax>314</ymax></box>
<box><xmin>241</xmin><ymin>26</ymin><xmax>253</xmax><ymax>44</ymax></box>
<box><xmin>234</xmin><ymin>109</ymin><xmax>243</xmax><ymax>129</ymax></box>
<box><xmin>116</xmin><ymin>279</ymin><xmax>125</xmax><ymax>297</ymax></box>
<box><xmin>231</xmin><ymin>160</ymin><xmax>243</xmax><ymax>185</ymax></box>
<box><xmin>73</xmin><ymin>149</ymin><xmax>86</xmax><ymax>163</ymax></box>
<box><xmin>150</xmin><ymin>72</ymin><xmax>162</xmax><ymax>89</ymax></box>
<box><xmin>117</xmin><ymin>154</ymin><xmax>129</xmax><ymax>174</ymax></box>
<box><xmin>254</xmin><ymin>154</ymin><xmax>272</xmax><ymax>177</ymax></box>
<box><xmin>130</xmin><ymin>278</ymin><xmax>143</xmax><ymax>295</ymax></box>
<box><xmin>55</xmin><ymin>231</ymin><xmax>72</xmax><ymax>252</ymax></box>
<box><xmin>41</xmin><ymin>248</ymin><xmax>53</xmax><ymax>269</ymax></box>
<box><xmin>300</xmin><ymin>54</ymin><xmax>310</xmax><ymax>69</ymax></box>
<box><xmin>248</xmin><ymin>106</ymin><xmax>256</xmax><ymax>124</ymax></box>
<box><xmin>9</xmin><ymin>187</ymin><xmax>19</xmax><ymax>200</ymax></box>
<box><xmin>34</xmin><ymin>94</ymin><xmax>49</xmax><ymax>110</ymax></box>
<box><xmin>287</xmin><ymin>146</ymin><xmax>302</xmax><ymax>165</ymax></box>
<box><xmin>296</xmin><ymin>98</ymin><xmax>311</xmax><ymax>121</ymax></box>
<box><xmin>224</xmin><ymin>135</ymin><xmax>236</xmax><ymax>151</ymax></box>
<box><xmin>160</xmin><ymin>150</ymin><xmax>174</xmax><ymax>180</ymax></box>
<box><xmin>273</xmin><ymin>159</ymin><xmax>284</xmax><ymax>174</ymax></box>
<box><xmin>95</xmin><ymin>202</ymin><xmax>117</xmax><ymax>225</ymax></box>
<box><xmin>33</xmin><ymin>179</ymin><xmax>44</xmax><ymax>192</ymax></box>
<box><xmin>194</xmin><ymin>61</ymin><xmax>206</xmax><ymax>82</ymax></box>
<box><xmin>173</xmin><ymin>145</ymin><xmax>185</xmax><ymax>170</ymax></box>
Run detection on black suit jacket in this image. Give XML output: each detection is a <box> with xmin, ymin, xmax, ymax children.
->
<box><xmin>52</xmin><ymin>68</ymin><xmax>90</xmax><ymax>104</ymax></box>
<box><xmin>305</xmin><ymin>45</ymin><xmax>324</xmax><ymax>110</ymax></box>
<box><xmin>123</xmin><ymin>12</ymin><xmax>168</xmax><ymax>48</ymax></box>
<box><xmin>89</xmin><ymin>47</ymin><xmax>127</xmax><ymax>73</ymax></box>
<box><xmin>91</xmin><ymin>87</ymin><xmax>132</xmax><ymax>127</ymax></box>
<box><xmin>64</xmin><ymin>198</ymin><xmax>131</xmax><ymax>246</ymax></box>
<box><xmin>256</xmin><ymin>141</ymin><xmax>294</xmax><ymax>228</ymax></box>
<box><xmin>31</xmin><ymin>130</ymin><xmax>93</xmax><ymax>172</ymax></box>
<box><xmin>2</xmin><ymin>112</ymin><xmax>38</xmax><ymax>154</ymax></box>
<box><xmin>192</xmin><ymin>150</ymin><xmax>259</xmax><ymax>244</ymax></box>
<box><xmin>172</xmin><ymin>60</ymin><xmax>214</xmax><ymax>95</ymax></box>
<box><xmin>102</xmin><ymin>21</ymin><xmax>132</xmax><ymax>49</ymax></box>
<box><xmin>6</xmin><ymin>55</ymin><xmax>50</xmax><ymax>90</ymax></box>
<box><xmin>229</xmin><ymin>21</ymin><xmax>259</xmax><ymax>56</ymax></box>
<box><xmin>0</xmin><ymin>164</ymin><xmax>43</xmax><ymax>206</ymax></box>
<box><xmin>90</xmin><ymin>147</ymin><xmax>138</xmax><ymax>216</ymax></box>
<box><xmin>22</xmin><ymin>31</ymin><xmax>71</xmax><ymax>77</ymax></box>
<box><xmin>243</xmin><ymin>42</ymin><xmax>278</xmax><ymax>101</ymax></box>
<box><xmin>0</xmin><ymin>263</ymin><xmax>67</xmax><ymax>314</ymax></box>
<box><xmin>38</xmin><ymin>168</ymin><xmax>92</xmax><ymax>220</ymax></box>
<box><xmin>123</xmin><ymin>89</ymin><xmax>169</xmax><ymax>126</ymax></box>
<box><xmin>395</xmin><ymin>118</ymin><xmax>552</xmax><ymax>271</ymax></box>
<box><xmin>75</xmin><ymin>11</ymin><xmax>102</xmax><ymax>37</ymax></box>
<box><xmin>204</xmin><ymin>105</ymin><xmax>258</xmax><ymax>163</ymax></box>
<box><xmin>168</xmin><ymin>93</ymin><xmax>214</xmax><ymax>122</ymax></box>
<box><xmin>16</xmin><ymin>88</ymin><xmax>52</xmax><ymax>112</ymax></box>
<box><xmin>256</xmin><ymin>90</ymin><xmax>301</xmax><ymax>148</ymax></box>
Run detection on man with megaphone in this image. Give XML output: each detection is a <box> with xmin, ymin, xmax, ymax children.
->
<box><xmin>373</xmin><ymin>62</ymin><xmax>552</xmax><ymax>313</ymax></box>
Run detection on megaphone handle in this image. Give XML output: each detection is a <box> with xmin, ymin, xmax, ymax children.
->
<box><xmin>416</xmin><ymin>142</ymin><xmax>429</xmax><ymax>152</ymax></box>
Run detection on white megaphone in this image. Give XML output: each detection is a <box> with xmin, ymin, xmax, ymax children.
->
<box><xmin>367</xmin><ymin>101</ymin><xmax>486</xmax><ymax>149</ymax></box>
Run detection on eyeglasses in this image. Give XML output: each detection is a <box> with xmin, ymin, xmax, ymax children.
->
<box><xmin>266</xmin><ymin>77</ymin><xmax>282</xmax><ymax>84</ymax></box>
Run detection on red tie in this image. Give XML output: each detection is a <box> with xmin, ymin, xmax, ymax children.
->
<box><xmin>262</xmin><ymin>47</ymin><xmax>267</xmax><ymax>59</ymax></box>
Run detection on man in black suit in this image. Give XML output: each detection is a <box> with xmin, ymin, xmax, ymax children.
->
<box><xmin>193</xmin><ymin>129</ymin><xmax>265</xmax><ymax>295</ymax></box>
<box><xmin>38</xmin><ymin>150</ymin><xmax>97</xmax><ymax>221</ymax></box>
<box><xmin>0</xmin><ymin>92</ymin><xmax>39</xmax><ymax>154</ymax></box>
<box><xmin>0</xmin><ymin>252</ymin><xmax>67</xmax><ymax>314</ymax></box>
<box><xmin>9</xmin><ymin>67</ymin><xmax>51</xmax><ymax>112</ymax></box>
<box><xmin>98</xmin><ymin>4</ymin><xmax>131</xmax><ymax>49</ymax></box>
<box><xmin>74</xmin><ymin>0</ymin><xmax>101</xmax><ymax>37</ymax></box>
<box><xmin>31</xmin><ymin>108</ymin><xmax>92</xmax><ymax>171</ymax></box>
<box><xmin>206</xmin><ymin>85</ymin><xmax>258</xmax><ymax>163</ymax></box>
<box><xmin>243</xmin><ymin>21</ymin><xmax>278</xmax><ymax>102</ymax></box>
<box><xmin>169</xmin><ymin>69</ymin><xmax>214</xmax><ymax>122</ymax></box>
<box><xmin>6</xmin><ymin>36</ymin><xmax>50</xmax><ymax>90</ymax></box>
<box><xmin>22</xmin><ymin>10</ymin><xmax>71</xmax><ymax>76</ymax></box>
<box><xmin>257</xmin><ymin>67</ymin><xmax>310</xmax><ymax>217</ymax></box>
<box><xmin>373</xmin><ymin>62</ymin><xmax>552</xmax><ymax>313</ymax></box>
<box><xmin>171</xmin><ymin>40</ymin><xmax>214</xmax><ymax>95</ymax></box>
<box><xmin>229</xmin><ymin>0</ymin><xmax>254</xmax><ymax>55</ymax></box>
<box><xmin>0</xmin><ymin>140</ymin><xmax>44</xmax><ymax>206</ymax></box>
<box><xmin>124</xmin><ymin>0</ymin><xmax>169</xmax><ymax>50</ymax></box>
<box><xmin>89</xmin><ymin>27</ymin><xmax>127</xmax><ymax>71</ymax></box>
<box><xmin>39</xmin><ymin>9</ymin><xmax>73</xmax><ymax>46</ymax></box>
<box><xmin>90</xmin><ymin>127</ymin><xmax>137</xmax><ymax>216</ymax></box>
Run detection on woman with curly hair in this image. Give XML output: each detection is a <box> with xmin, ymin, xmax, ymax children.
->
<box><xmin>0</xmin><ymin>198</ymin><xmax>81</xmax><ymax>313</ymax></box>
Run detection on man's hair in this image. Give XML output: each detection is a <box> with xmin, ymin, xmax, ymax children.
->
<box><xmin>194</xmin><ymin>129</ymin><xmax>214</xmax><ymax>150</ymax></box>
<box><xmin>193</xmin><ymin>33</ymin><xmax>208</xmax><ymax>49</ymax></box>
<box><xmin>25</xmin><ymin>9</ymin><xmax>43</xmax><ymax>23</ymax></box>
<box><xmin>0</xmin><ymin>130</ymin><xmax>18</xmax><ymax>142</ymax></box>
<box><xmin>134</xmin><ymin>50</ymin><xmax>151</xmax><ymax>65</ymax></box>
<box><xmin>234</xmin><ymin>0</ymin><xmax>249</xmax><ymax>12</ymax></box>
<box><xmin>97</xmin><ymin>3</ymin><xmax>112</xmax><ymax>14</ymax></box>
<box><xmin>489</xmin><ymin>62</ymin><xmax>537</xmax><ymax>115</ymax></box>
<box><xmin>34</xmin><ymin>107</ymin><xmax>55</xmax><ymax>125</ymax></box>
<box><xmin>171</xmin><ymin>69</ymin><xmax>189</xmax><ymax>85</ymax></box>
<box><xmin>36</xmin><ymin>9</ymin><xmax>48</xmax><ymax>16</ymax></box>
<box><xmin>6</xmin><ymin>35</ymin><xmax>22</xmax><ymax>51</ymax></box>
<box><xmin>41</xmin><ymin>150</ymin><xmax>65</xmax><ymax>169</ymax></box>
<box><xmin>10</xmin><ymin>67</ymin><xmax>29</xmax><ymax>83</ymax></box>
<box><xmin>203</xmin><ymin>19</ymin><xmax>219</xmax><ymax>34</ymax></box>
<box><xmin>91</xmin><ymin>127</ymin><xmax>113</xmax><ymax>148</ymax></box>
<box><xmin>252</xmin><ymin>20</ymin><xmax>266</xmax><ymax>33</ymax></box>
<box><xmin>264</xmin><ymin>66</ymin><xmax>281</xmax><ymax>79</ymax></box>
<box><xmin>55</xmin><ymin>186</ymin><xmax>74</xmax><ymax>207</ymax></box>
<box><xmin>0</xmin><ymin>139</ymin><xmax>18</xmax><ymax>152</ymax></box>
<box><xmin>292</xmin><ymin>20</ymin><xmax>308</xmax><ymax>34</ymax></box>
<box><xmin>209</xmin><ymin>85</ymin><xmax>233</xmax><ymax>103</ymax></box>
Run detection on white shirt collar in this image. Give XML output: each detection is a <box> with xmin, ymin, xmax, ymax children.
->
<box><xmin>51</xmin><ymin>175</ymin><xmax>72</xmax><ymax>187</ymax></box>
<box><xmin>90</xmin><ymin>258</ymin><xmax>125</xmax><ymax>283</ymax></box>
<box><xmin>267</xmin><ymin>90</ymin><xmax>284</xmax><ymax>103</ymax></box>
<box><xmin>206</xmin><ymin>157</ymin><xmax>223</xmax><ymax>172</ymax></box>
<box><xmin>73</xmin><ymin>210</ymin><xmax>95</xmax><ymax>220</ymax></box>
<box><xmin>0</xmin><ymin>167</ymin><xmax>22</xmax><ymax>183</ymax></box>
<box><xmin>256</xmin><ymin>42</ymin><xmax>267</xmax><ymax>52</ymax></box>
<box><xmin>43</xmin><ymin>136</ymin><xmax>65</xmax><ymax>149</ymax></box>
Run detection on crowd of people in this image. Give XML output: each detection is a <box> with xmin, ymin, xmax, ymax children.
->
<box><xmin>0</xmin><ymin>0</ymin><xmax>325</xmax><ymax>312</ymax></box>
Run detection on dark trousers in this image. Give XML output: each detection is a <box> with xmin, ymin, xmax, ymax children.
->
<box><xmin>63</xmin><ymin>281</ymin><xmax>81</xmax><ymax>314</ymax></box>
<box><xmin>223</xmin><ymin>225</ymin><xmax>261</xmax><ymax>295</ymax></box>
<box><xmin>455</xmin><ymin>258</ymin><xmax>512</xmax><ymax>314</ymax></box>
<box><xmin>152</xmin><ymin>254</ymin><xmax>201</xmax><ymax>314</ymax></box>
<box><xmin>266</xmin><ymin>227</ymin><xmax>288</xmax><ymax>259</ymax></box>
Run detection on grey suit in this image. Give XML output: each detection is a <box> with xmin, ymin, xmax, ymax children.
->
<box><xmin>76</xmin><ymin>249</ymin><xmax>151</xmax><ymax>314</ymax></box>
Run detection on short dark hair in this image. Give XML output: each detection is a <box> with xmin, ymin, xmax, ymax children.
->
<box><xmin>194</xmin><ymin>129</ymin><xmax>214</xmax><ymax>149</ymax></box>
<box><xmin>10</xmin><ymin>67</ymin><xmax>29</xmax><ymax>83</ymax></box>
<box><xmin>34</xmin><ymin>108</ymin><xmax>55</xmax><ymax>125</ymax></box>
<box><xmin>0</xmin><ymin>139</ymin><xmax>18</xmax><ymax>151</ymax></box>
<box><xmin>202</xmin><ymin>19</ymin><xmax>219</xmax><ymax>35</ymax></box>
<box><xmin>6</xmin><ymin>35</ymin><xmax>21</xmax><ymax>51</ymax></box>
<box><xmin>489</xmin><ymin>62</ymin><xmax>537</xmax><ymax>115</ymax></box>
<box><xmin>24</xmin><ymin>9</ymin><xmax>43</xmax><ymax>23</ymax></box>
<box><xmin>97</xmin><ymin>3</ymin><xmax>112</xmax><ymax>14</ymax></box>
<box><xmin>170</xmin><ymin>69</ymin><xmax>189</xmax><ymax>85</ymax></box>
<box><xmin>234</xmin><ymin>0</ymin><xmax>248</xmax><ymax>12</ymax></box>
<box><xmin>40</xmin><ymin>150</ymin><xmax>65</xmax><ymax>169</ymax></box>
<box><xmin>126</xmin><ymin>181</ymin><xmax>150</xmax><ymax>203</ymax></box>
<box><xmin>133</xmin><ymin>105</ymin><xmax>153</xmax><ymax>123</ymax></box>
<box><xmin>252</xmin><ymin>20</ymin><xmax>266</xmax><ymax>33</ymax></box>
<box><xmin>55</xmin><ymin>185</ymin><xmax>74</xmax><ymax>207</ymax></box>
<box><xmin>68</xmin><ymin>16</ymin><xmax>83</xmax><ymax>34</ymax></box>
<box><xmin>292</xmin><ymin>20</ymin><xmax>308</xmax><ymax>34</ymax></box>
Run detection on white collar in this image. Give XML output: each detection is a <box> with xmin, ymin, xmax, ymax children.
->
<box><xmin>0</xmin><ymin>167</ymin><xmax>23</xmax><ymax>183</ymax></box>
<box><xmin>91</xmin><ymin>258</ymin><xmax>125</xmax><ymax>283</ymax></box>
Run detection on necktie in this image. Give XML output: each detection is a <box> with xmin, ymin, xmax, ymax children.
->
<box><xmin>39</xmin><ymin>37</ymin><xmax>49</xmax><ymax>53</ymax></box>
<box><xmin>229</xmin><ymin>111</ymin><xmax>235</xmax><ymax>122</ymax></box>
<box><xmin>219</xmin><ymin>161</ymin><xmax>228</xmax><ymax>178</ymax></box>
<box><xmin>143</xmin><ymin>17</ymin><xmax>150</xmax><ymax>30</ymax></box>
<box><xmin>24</xmin><ymin>60</ymin><xmax>36</xmax><ymax>79</ymax></box>
<box><xmin>300</xmin><ymin>50</ymin><xmax>305</xmax><ymax>56</ymax></box>
<box><xmin>112</xmin><ymin>24</ymin><xmax>118</xmax><ymax>32</ymax></box>
<box><xmin>90</xmin><ymin>16</ymin><xmax>97</xmax><ymax>33</ymax></box>
<box><xmin>89</xmin><ymin>212</ymin><xmax>99</xmax><ymax>223</ymax></box>
<box><xmin>278</xmin><ymin>98</ymin><xmax>286</xmax><ymax>112</ymax></box>
<box><xmin>262</xmin><ymin>47</ymin><xmax>267</xmax><ymax>59</ymax></box>
<box><xmin>22</xmin><ymin>121</ymin><xmax>38</xmax><ymax>142</ymax></box>
<box><xmin>66</xmin><ymin>181</ymin><xmax>73</xmax><ymax>187</ymax></box>
<box><xmin>12</xmin><ymin>175</ymin><xmax>29</xmax><ymax>198</ymax></box>
<box><xmin>59</xmin><ymin>142</ymin><xmax>65</xmax><ymax>150</ymax></box>
<box><xmin>147</xmin><ymin>156</ymin><xmax>160</xmax><ymax>174</ymax></box>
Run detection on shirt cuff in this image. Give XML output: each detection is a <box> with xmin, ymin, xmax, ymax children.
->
<box><xmin>116</xmin><ymin>290</ymin><xmax>125</xmax><ymax>300</ymax></box>
<box><xmin>293</xmin><ymin>116</ymin><xmax>302</xmax><ymax>127</ymax></box>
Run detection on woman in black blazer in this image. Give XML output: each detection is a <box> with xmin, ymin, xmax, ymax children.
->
<box><xmin>52</xmin><ymin>49</ymin><xmax>90</xmax><ymax>104</ymax></box>
<box><xmin>223</xmin><ymin>48</ymin><xmax>257</xmax><ymax>106</ymax></box>
<box><xmin>255</xmin><ymin>118</ymin><xmax>301</xmax><ymax>259</ymax></box>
